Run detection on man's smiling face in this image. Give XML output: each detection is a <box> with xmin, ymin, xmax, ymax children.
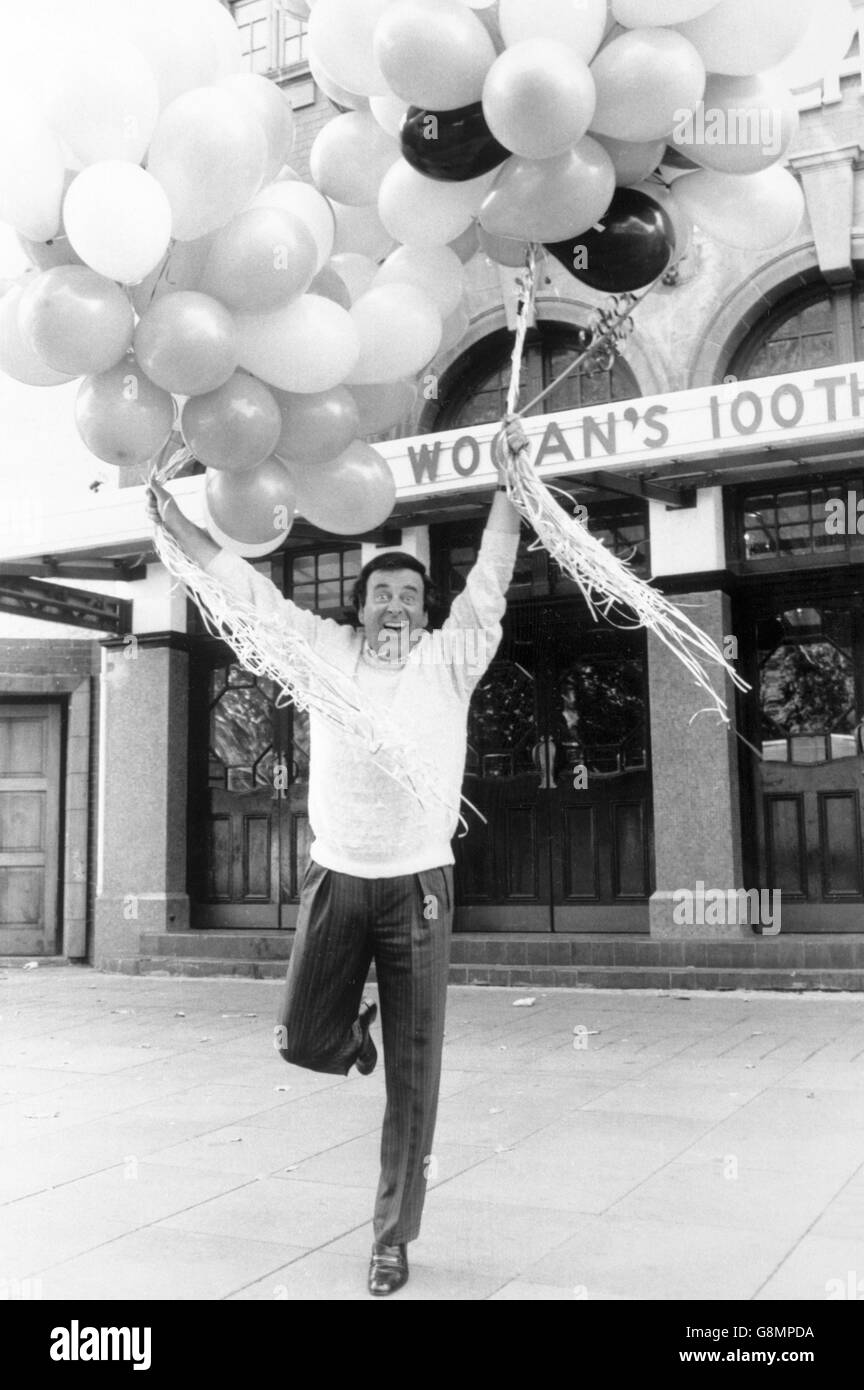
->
<box><xmin>359</xmin><ymin>567</ymin><xmax>428</xmax><ymax>662</ymax></box>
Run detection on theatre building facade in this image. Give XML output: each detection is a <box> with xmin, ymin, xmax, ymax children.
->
<box><xmin>2</xmin><ymin>6</ymin><xmax>864</xmax><ymax>985</ymax></box>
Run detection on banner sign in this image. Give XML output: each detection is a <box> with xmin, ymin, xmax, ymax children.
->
<box><xmin>5</xmin><ymin>363</ymin><xmax>864</xmax><ymax>564</ymax></box>
<box><xmin>381</xmin><ymin>361</ymin><xmax>864</xmax><ymax>501</ymax></box>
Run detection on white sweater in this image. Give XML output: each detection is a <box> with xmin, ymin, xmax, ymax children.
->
<box><xmin>204</xmin><ymin>527</ymin><xmax>520</xmax><ymax>878</ymax></box>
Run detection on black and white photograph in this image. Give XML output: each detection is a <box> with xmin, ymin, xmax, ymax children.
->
<box><xmin>0</xmin><ymin>0</ymin><xmax>863</xmax><ymax>1342</ymax></box>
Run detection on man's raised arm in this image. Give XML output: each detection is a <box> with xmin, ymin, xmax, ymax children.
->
<box><xmin>145</xmin><ymin>481</ymin><xmax>337</xmax><ymax>649</ymax></box>
<box><xmin>439</xmin><ymin>419</ymin><xmax>527</xmax><ymax>690</ymax></box>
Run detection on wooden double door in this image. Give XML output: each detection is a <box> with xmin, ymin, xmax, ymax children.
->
<box><xmin>736</xmin><ymin>584</ymin><xmax>864</xmax><ymax>930</ymax></box>
<box><xmin>454</xmin><ymin>601</ymin><xmax>654</xmax><ymax>932</ymax></box>
<box><xmin>190</xmin><ymin>603</ymin><xmax>655</xmax><ymax>933</ymax></box>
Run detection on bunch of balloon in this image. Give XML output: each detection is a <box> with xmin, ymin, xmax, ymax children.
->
<box><xmin>1</xmin><ymin>0</ymin><xmax>857</xmax><ymax>553</ymax></box>
<box><xmin>0</xmin><ymin>0</ymin><xmax>432</xmax><ymax>554</ymax></box>
<box><xmin>330</xmin><ymin>0</ymin><xmax>849</xmax><ymax>287</ymax></box>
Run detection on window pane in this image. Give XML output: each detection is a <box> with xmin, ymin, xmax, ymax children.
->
<box><xmin>467</xmin><ymin>660</ymin><xmax>538</xmax><ymax>777</ymax></box>
<box><xmin>232</xmin><ymin>0</ymin><xmax>271</xmax><ymax>72</ymax></box>
<box><xmin>739</xmin><ymin>483</ymin><xmax>864</xmax><ymax>560</ymax></box>
<box><xmin>317</xmin><ymin>553</ymin><xmax>339</xmax><ymax>581</ymax></box>
<box><xmin>446</xmin><ymin>330</ymin><xmax>639</xmax><ymax>430</ymax></box>
<box><xmin>316</xmin><ymin>580</ymin><xmax>340</xmax><ymax>609</ymax></box>
<box><xmin>292</xmin><ymin>585</ymin><xmax>316</xmax><ymax>611</ymax></box>
<box><xmin>210</xmin><ymin>684</ymin><xmax>274</xmax><ymax>770</ymax></box>
<box><xmin>278</xmin><ymin>16</ymin><xmax>307</xmax><ymax>67</ymax></box>
<box><xmin>799</xmin><ymin>301</ymin><xmax>833</xmax><ymax>333</ymax></box>
<box><xmin>757</xmin><ymin>609</ymin><xmax>861</xmax><ymax>756</ymax></box>
<box><xmin>737</xmin><ymin>295</ymin><xmax>840</xmax><ymax>380</ymax></box>
<box><xmin>291</xmin><ymin>556</ymin><xmax>315</xmax><ymax>585</ymax></box>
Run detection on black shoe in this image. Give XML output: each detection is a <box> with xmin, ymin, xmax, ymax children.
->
<box><xmin>368</xmin><ymin>1241</ymin><xmax>408</xmax><ymax>1296</ymax></box>
<box><xmin>355</xmin><ymin>1000</ymin><xmax>377</xmax><ymax>1076</ymax></box>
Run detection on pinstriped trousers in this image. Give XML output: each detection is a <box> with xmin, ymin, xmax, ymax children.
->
<box><xmin>275</xmin><ymin>860</ymin><xmax>453</xmax><ymax>1246</ymax></box>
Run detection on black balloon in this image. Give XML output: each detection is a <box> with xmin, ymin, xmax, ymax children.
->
<box><xmin>544</xmin><ymin>188</ymin><xmax>676</xmax><ymax>294</ymax></box>
<box><xmin>401</xmin><ymin>101</ymin><xmax>511</xmax><ymax>183</ymax></box>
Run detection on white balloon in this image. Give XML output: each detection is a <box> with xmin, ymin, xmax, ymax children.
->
<box><xmin>330</xmin><ymin>252</ymin><xmax>379</xmax><ymax>302</ymax></box>
<box><xmin>613</xmin><ymin>0</ymin><xmax>723</xmax><ymax>24</ymax></box>
<box><xmin>767</xmin><ymin>0</ymin><xmax>856</xmax><ymax>94</ymax></box>
<box><xmin>374</xmin><ymin>0</ymin><xmax>497</xmax><ymax>110</ymax></box>
<box><xmin>482</xmin><ymin>40</ymin><xmax>597</xmax><ymax>160</ymax></box>
<box><xmin>49</xmin><ymin>35</ymin><xmax>159</xmax><ymax>165</ymax></box>
<box><xmin>378</xmin><ymin>160</ymin><xmax>496</xmax><ymax>248</ymax></box>
<box><xmin>218</xmin><ymin>74</ymin><xmax>296</xmax><ymax>181</ymax></box>
<box><xmin>235</xmin><ymin>294</ymin><xmax>360</xmax><ymax>392</ymax></box>
<box><xmin>206</xmin><ymin>505</ymin><xmax>291</xmax><ymax>558</ymax></box>
<box><xmin>0</xmin><ymin>278</ymin><xmax>78</xmax><ymax>386</ymax></box>
<box><xmin>0</xmin><ymin>96</ymin><xmax>65</xmax><ymax>241</ymax></box>
<box><xmin>671</xmin><ymin>73</ymin><xmax>798</xmax><ymax>175</ymax></box>
<box><xmin>590</xmin><ymin>29</ymin><xmax>706</xmax><ymax>142</ymax></box>
<box><xmin>63</xmin><ymin>162</ymin><xmax>172</xmax><ymax>284</ymax></box>
<box><xmin>499</xmin><ymin>0</ymin><xmax>608</xmax><ymax>62</ymax></box>
<box><xmin>369</xmin><ymin>91</ymin><xmax>408</xmax><ymax>138</ymax></box>
<box><xmin>347</xmin><ymin>284</ymin><xmax>442</xmax><ymax>384</ymax></box>
<box><xmin>309</xmin><ymin>50</ymin><xmax>371</xmax><ymax>113</ymax></box>
<box><xmin>310</xmin><ymin>112</ymin><xmax>399</xmax><ymax>206</ymax></box>
<box><xmin>147</xmin><ymin>86</ymin><xmax>268</xmax><ymax>241</ymax></box>
<box><xmin>670</xmin><ymin>165</ymin><xmax>805</xmax><ymax>250</ymax></box>
<box><xmin>117</xmin><ymin>0</ymin><xmax>242</xmax><ymax>108</ymax></box>
<box><xmin>307</xmin><ymin>0</ymin><xmax>392</xmax><ymax>97</ymax></box>
<box><xmin>249</xmin><ymin>180</ymin><xmax>336</xmax><ymax>270</ymax></box>
<box><xmin>205</xmin><ymin>0</ymin><xmax>245</xmax><ymax>80</ymax></box>
<box><xmin>594</xmin><ymin>134</ymin><xmax>667</xmax><ymax>186</ymax></box>
<box><xmin>373</xmin><ymin>245</ymin><xmax>464</xmax><ymax>318</ymax></box>
<box><xmin>676</xmin><ymin>0</ymin><xmax>818</xmax><ymax>77</ymax></box>
<box><xmin>330</xmin><ymin>200</ymin><xmax>397</xmax><ymax>258</ymax></box>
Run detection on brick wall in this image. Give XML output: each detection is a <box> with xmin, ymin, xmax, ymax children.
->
<box><xmin>286</xmin><ymin>83</ymin><xmax>338</xmax><ymax>180</ymax></box>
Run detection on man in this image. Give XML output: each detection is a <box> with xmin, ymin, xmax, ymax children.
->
<box><xmin>145</xmin><ymin>418</ymin><xmax>524</xmax><ymax>1295</ymax></box>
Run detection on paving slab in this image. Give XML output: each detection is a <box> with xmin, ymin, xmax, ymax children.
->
<box><xmin>1</xmin><ymin>967</ymin><xmax>863</xmax><ymax>1301</ymax></box>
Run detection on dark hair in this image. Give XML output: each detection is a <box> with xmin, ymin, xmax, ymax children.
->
<box><xmin>351</xmin><ymin>551</ymin><xmax>436</xmax><ymax>621</ymax></box>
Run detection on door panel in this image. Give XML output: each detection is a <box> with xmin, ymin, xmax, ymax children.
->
<box><xmin>819</xmin><ymin>790</ymin><xmax>863</xmax><ymax>896</ymax></box>
<box><xmin>0</xmin><ymin>704</ymin><xmax>61</xmax><ymax>955</ymax></box>
<box><xmin>560</xmin><ymin>804</ymin><xmax>599</xmax><ymax>899</ymax></box>
<box><xmin>455</xmin><ymin>648</ymin><xmax>550</xmax><ymax>929</ymax></box>
<box><xmin>613</xmin><ymin>801</ymin><xmax>651</xmax><ymax>898</ymax></box>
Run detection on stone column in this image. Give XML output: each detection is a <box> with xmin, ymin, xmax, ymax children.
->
<box><xmin>647</xmin><ymin>589</ymin><xmax>748</xmax><ymax>941</ymax></box>
<box><xmin>93</xmin><ymin>636</ymin><xmax>189</xmax><ymax>966</ymax></box>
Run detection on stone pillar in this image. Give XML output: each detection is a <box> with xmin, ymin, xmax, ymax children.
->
<box><xmin>647</xmin><ymin>590</ymin><xmax>748</xmax><ymax>940</ymax></box>
<box><xmin>93</xmin><ymin>637</ymin><xmax>189</xmax><ymax>966</ymax></box>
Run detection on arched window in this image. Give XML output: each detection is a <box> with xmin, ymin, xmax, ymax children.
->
<box><xmin>429</xmin><ymin>323</ymin><xmax>641</xmax><ymax>431</ymax></box>
<box><xmin>729</xmin><ymin>284</ymin><xmax>864</xmax><ymax>381</ymax></box>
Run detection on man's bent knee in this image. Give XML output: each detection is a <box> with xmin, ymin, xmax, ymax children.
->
<box><xmin>272</xmin><ymin>1023</ymin><xmax>347</xmax><ymax>1074</ymax></box>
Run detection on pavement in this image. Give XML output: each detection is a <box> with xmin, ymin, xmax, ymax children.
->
<box><xmin>1</xmin><ymin>964</ymin><xmax>863</xmax><ymax>1303</ymax></box>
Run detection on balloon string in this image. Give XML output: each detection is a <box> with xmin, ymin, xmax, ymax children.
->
<box><xmin>505</xmin><ymin>242</ymin><xmax>538</xmax><ymax>419</ymax></box>
<box><xmin>146</xmin><ymin>239</ymin><xmax>175</xmax><ymax>310</ymax></box>
<box><xmin>516</xmin><ymin>286</ymin><xmax>653</xmax><ymax>419</ymax></box>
